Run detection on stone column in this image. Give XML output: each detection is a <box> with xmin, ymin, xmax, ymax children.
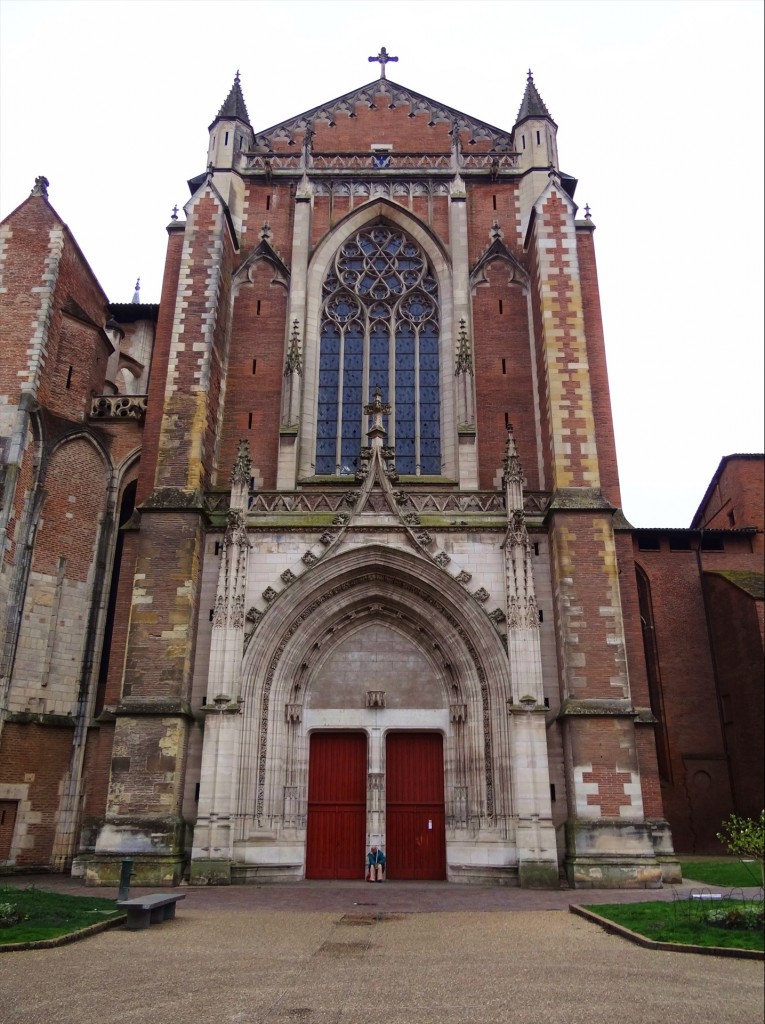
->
<box><xmin>449</xmin><ymin>173</ymin><xmax>478</xmax><ymax>488</ymax></box>
<box><xmin>277</xmin><ymin>175</ymin><xmax>312</xmax><ymax>489</ymax></box>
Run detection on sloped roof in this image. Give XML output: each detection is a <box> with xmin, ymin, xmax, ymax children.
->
<box><xmin>705</xmin><ymin>570</ymin><xmax>765</xmax><ymax>600</ymax></box>
<box><xmin>251</xmin><ymin>77</ymin><xmax>516</xmax><ymax>150</ymax></box>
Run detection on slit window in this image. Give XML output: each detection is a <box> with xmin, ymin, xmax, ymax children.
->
<box><xmin>498</xmin><ymin>300</ymin><xmax>504</xmax><ymax>314</ymax></box>
<box><xmin>65</xmin><ymin>366</ymin><xmax>73</xmax><ymax>389</ymax></box>
<box><xmin>504</xmin><ymin>411</ymin><xmax>510</xmax><ymax>430</ymax></box>
<box><xmin>501</xmin><ymin>358</ymin><xmax>507</xmax><ymax>375</ymax></box>
<box><xmin>266</xmin><ymin>195</ymin><xmax>271</xmax><ymax>211</ymax></box>
<box><xmin>248</xmin><ymin>412</ymin><xmax>254</xmax><ymax>429</ymax></box>
<box><xmin>536</xmin><ymin>130</ymin><xmax>541</xmax><ymax>145</ymax></box>
<box><xmin>492</xmin><ymin>194</ymin><xmax>497</xmax><ymax>210</ymax></box>
<box><xmin>252</xmin><ymin>359</ymin><xmax>257</xmax><ymax>374</ymax></box>
<box><xmin>256</xmin><ymin>300</ymin><xmax>261</xmax><ymax>316</ymax></box>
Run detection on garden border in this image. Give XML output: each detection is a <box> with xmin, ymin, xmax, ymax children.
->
<box><xmin>570</xmin><ymin>904</ymin><xmax>764</xmax><ymax>960</ymax></box>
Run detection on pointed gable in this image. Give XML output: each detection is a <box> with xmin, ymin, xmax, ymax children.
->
<box><xmin>251</xmin><ymin>77</ymin><xmax>516</xmax><ymax>152</ymax></box>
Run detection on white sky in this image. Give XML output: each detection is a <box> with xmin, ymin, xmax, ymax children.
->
<box><xmin>1</xmin><ymin>0</ymin><xmax>762</xmax><ymax>527</ymax></box>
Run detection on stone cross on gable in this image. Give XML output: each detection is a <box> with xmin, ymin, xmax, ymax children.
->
<box><xmin>368</xmin><ymin>46</ymin><xmax>398</xmax><ymax>80</ymax></box>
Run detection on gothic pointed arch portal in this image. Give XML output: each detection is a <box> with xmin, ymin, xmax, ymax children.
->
<box><xmin>191</xmin><ymin>544</ymin><xmax>557</xmax><ymax>885</ymax></box>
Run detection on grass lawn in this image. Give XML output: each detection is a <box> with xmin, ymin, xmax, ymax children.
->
<box><xmin>585</xmin><ymin>900</ymin><xmax>764</xmax><ymax>951</ymax></box>
<box><xmin>0</xmin><ymin>886</ymin><xmax>122</xmax><ymax>945</ymax></box>
<box><xmin>680</xmin><ymin>859</ymin><xmax>764</xmax><ymax>889</ymax></box>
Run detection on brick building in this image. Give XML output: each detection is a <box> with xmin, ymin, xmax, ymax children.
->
<box><xmin>0</xmin><ymin>64</ymin><xmax>762</xmax><ymax>887</ymax></box>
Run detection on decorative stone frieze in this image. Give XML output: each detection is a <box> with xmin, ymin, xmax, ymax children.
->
<box><xmin>90</xmin><ymin>395</ymin><xmax>147</xmax><ymax>420</ymax></box>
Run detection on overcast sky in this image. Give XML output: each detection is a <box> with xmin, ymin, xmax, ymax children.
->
<box><xmin>1</xmin><ymin>0</ymin><xmax>762</xmax><ymax>527</ymax></box>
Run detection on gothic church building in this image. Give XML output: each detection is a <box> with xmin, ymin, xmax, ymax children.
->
<box><xmin>1</xmin><ymin>62</ymin><xmax>761</xmax><ymax>888</ymax></box>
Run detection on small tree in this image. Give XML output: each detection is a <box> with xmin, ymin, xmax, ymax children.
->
<box><xmin>717</xmin><ymin>810</ymin><xmax>765</xmax><ymax>888</ymax></box>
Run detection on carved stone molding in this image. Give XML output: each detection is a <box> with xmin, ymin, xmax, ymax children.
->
<box><xmin>455</xmin><ymin>571</ymin><xmax>472</xmax><ymax>585</ymax></box>
<box><xmin>285</xmin><ymin>704</ymin><xmax>302</xmax><ymax>723</ymax></box>
<box><xmin>473</xmin><ymin>588</ymin><xmax>490</xmax><ymax>603</ymax></box>
<box><xmin>450</xmin><ymin>703</ymin><xmax>468</xmax><ymax>723</ymax></box>
<box><xmin>366</xmin><ymin>690</ymin><xmax>386</xmax><ymax>708</ymax></box>
<box><xmin>90</xmin><ymin>395</ymin><xmax>147</xmax><ymax>420</ymax></box>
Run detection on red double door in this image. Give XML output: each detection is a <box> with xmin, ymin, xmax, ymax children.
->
<box><xmin>305</xmin><ymin>731</ymin><xmax>446</xmax><ymax>880</ymax></box>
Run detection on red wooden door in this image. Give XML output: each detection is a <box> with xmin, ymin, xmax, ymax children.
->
<box><xmin>305</xmin><ymin>732</ymin><xmax>367</xmax><ymax>879</ymax></box>
<box><xmin>386</xmin><ymin>732</ymin><xmax>446</xmax><ymax>880</ymax></box>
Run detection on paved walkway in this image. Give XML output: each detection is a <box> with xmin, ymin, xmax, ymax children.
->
<box><xmin>1</xmin><ymin>876</ymin><xmax>763</xmax><ymax>1023</ymax></box>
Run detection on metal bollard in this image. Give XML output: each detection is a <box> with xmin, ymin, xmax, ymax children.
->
<box><xmin>118</xmin><ymin>857</ymin><xmax>134</xmax><ymax>901</ymax></box>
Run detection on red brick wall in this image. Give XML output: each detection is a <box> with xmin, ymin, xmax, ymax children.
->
<box><xmin>220</xmin><ymin>263</ymin><xmax>287</xmax><ymax>487</ymax></box>
<box><xmin>695</xmin><ymin>457</ymin><xmax>764</xmax><ymax>551</ymax></box>
<box><xmin>576</xmin><ymin>226</ymin><xmax>621</xmax><ymax>507</ymax></box>
<box><xmin>703</xmin><ymin>573</ymin><xmax>764</xmax><ymax>820</ymax></box>
<box><xmin>137</xmin><ymin>225</ymin><xmax>184</xmax><ymax>503</ymax></box>
<box><xmin>0</xmin><ymin>722</ymin><xmax>74</xmax><ymax>867</ymax></box>
<box><xmin>0</xmin><ymin>196</ymin><xmax>60</xmax><ymax>399</ymax></box>
<box><xmin>472</xmin><ymin>261</ymin><xmax>538</xmax><ymax>488</ymax></box>
<box><xmin>631</xmin><ymin>535</ymin><xmax>754</xmax><ymax>851</ymax></box>
<box><xmin>33</xmin><ymin>438</ymin><xmax>107</xmax><ymax>581</ymax></box>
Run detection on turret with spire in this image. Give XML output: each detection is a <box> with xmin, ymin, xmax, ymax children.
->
<box><xmin>207</xmin><ymin>71</ymin><xmax>253</xmax><ymax>170</ymax></box>
<box><xmin>512</xmin><ymin>70</ymin><xmax>559</xmax><ymax>174</ymax></box>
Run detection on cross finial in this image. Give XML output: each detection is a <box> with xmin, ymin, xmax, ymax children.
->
<box><xmin>368</xmin><ymin>46</ymin><xmax>398</xmax><ymax>80</ymax></box>
<box><xmin>235</xmin><ymin>69</ymin><xmax>241</xmax><ymax>85</ymax></box>
<box><xmin>171</xmin><ymin>205</ymin><xmax>179</xmax><ymax>221</ymax></box>
<box><xmin>584</xmin><ymin>203</ymin><xmax>592</xmax><ymax>220</ymax></box>
<box><xmin>527</xmin><ymin>68</ymin><xmax>533</xmax><ymax>83</ymax></box>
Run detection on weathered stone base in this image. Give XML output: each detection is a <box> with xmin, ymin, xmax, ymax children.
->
<box><xmin>518</xmin><ymin>861</ymin><xmax>560</xmax><ymax>888</ymax></box>
<box><xmin>446</xmin><ymin>864</ymin><xmax>519</xmax><ymax>886</ymax></box>
<box><xmin>78</xmin><ymin>853</ymin><xmax>185</xmax><ymax>887</ymax></box>
<box><xmin>565</xmin><ymin>819</ymin><xmax>663</xmax><ymax>889</ymax></box>
<box><xmin>230</xmin><ymin>863</ymin><xmax>304</xmax><ymax>884</ymax></box>
<box><xmin>189</xmin><ymin>858</ymin><xmax>232</xmax><ymax>885</ymax></box>
<box><xmin>646</xmin><ymin>817</ymin><xmax>682</xmax><ymax>883</ymax></box>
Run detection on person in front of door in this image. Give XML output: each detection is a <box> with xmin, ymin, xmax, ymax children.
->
<box><xmin>367</xmin><ymin>845</ymin><xmax>386</xmax><ymax>882</ymax></box>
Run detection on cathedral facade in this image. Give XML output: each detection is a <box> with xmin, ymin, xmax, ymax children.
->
<box><xmin>1</xmin><ymin>62</ymin><xmax>761</xmax><ymax>887</ymax></box>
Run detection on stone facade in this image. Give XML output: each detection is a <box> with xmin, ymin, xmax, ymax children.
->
<box><xmin>0</xmin><ymin>69</ymin><xmax>761</xmax><ymax>886</ymax></box>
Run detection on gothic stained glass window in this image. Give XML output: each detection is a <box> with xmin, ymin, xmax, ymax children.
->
<box><xmin>315</xmin><ymin>224</ymin><xmax>441</xmax><ymax>475</ymax></box>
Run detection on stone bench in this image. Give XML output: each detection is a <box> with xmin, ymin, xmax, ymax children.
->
<box><xmin>116</xmin><ymin>893</ymin><xmax>185</xmax><ymax>930</ymax></box>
